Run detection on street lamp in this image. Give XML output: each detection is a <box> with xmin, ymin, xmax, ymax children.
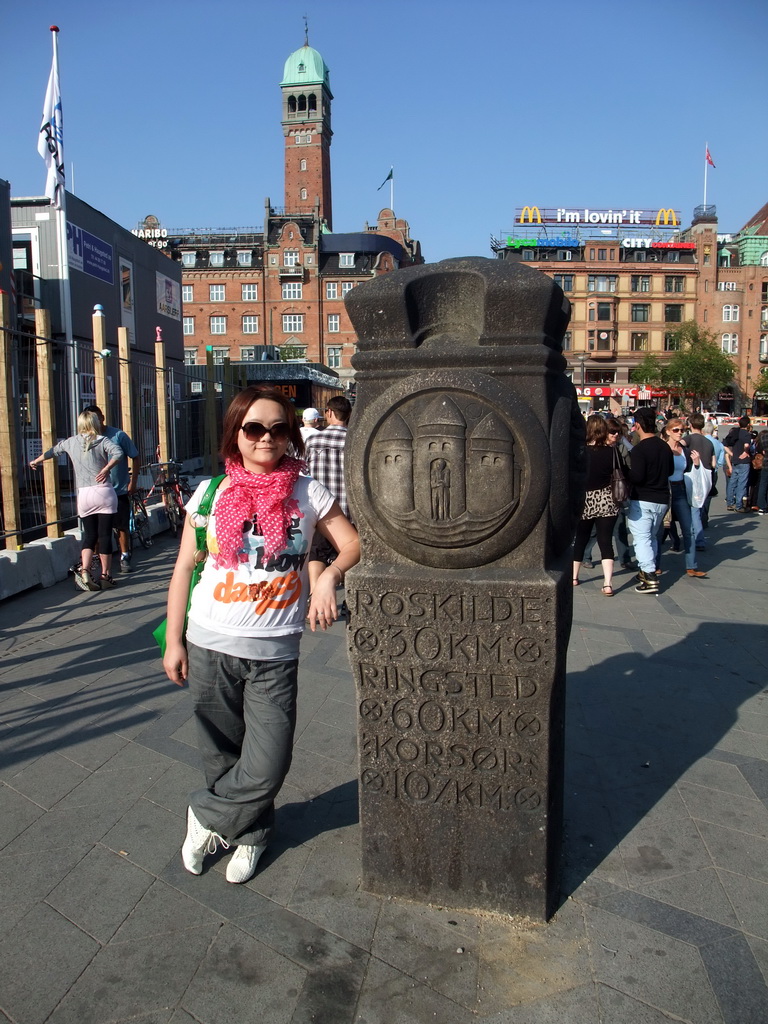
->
<box><xmin>577</xmin><ymin>353</ymin><xmax>587</xmax><ymax>388</ymax></box>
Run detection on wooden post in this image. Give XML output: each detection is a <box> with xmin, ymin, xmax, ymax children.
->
<box><xmin>117</xmin><ymin>327</ymin><xmax>133</xmax><ymax>439</ymax></box>
<box><xmin>155</xmin><ymin>328</ymin><xmax>170</xmax><ymax>465</ymax></box>
<box><xmin>92</xmin><ymin>304</ymin><xmax>110</xmax><ymax>423</ymax></box>
<box><xmin>35</xmin><ymin>309</ymin><xmax>63</xmax><ymax>538</ymax></box>
<box><xmin>205</xmin><ymin>346</ymin><xmax>218</xmax><ymax>475</ymax></box>
<box><xmin>0</xmin><ymin>291</ymin><xmax>23</xmax><ymax>549</ymax></box>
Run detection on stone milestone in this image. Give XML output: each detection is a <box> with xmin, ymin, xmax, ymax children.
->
<box><xmin>344</xmin><ymin>257</ymin><xmax>585</xmax><ymax>921</ymax></box>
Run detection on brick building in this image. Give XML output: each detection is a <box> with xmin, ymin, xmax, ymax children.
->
<box><xmin>493</xmin><ymin>201</ymin><xmax>768</xmax><ymax>413</ymax></box>
<box><xmin>147</xmin><ymin>41</ymin><xmax>422</xmax><ymax>386</ymax></box>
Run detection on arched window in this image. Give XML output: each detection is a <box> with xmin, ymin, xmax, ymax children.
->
<box><xmin>300</xmin><ymin>159</ymin><xmax>307</xmax><ymax>171</ymax></box>
<box><xmin>723</xmin><ymin>305</ymin><xmax>740</xmax><ymax>322</ymax></box>
<box><xmin>300</xmin><ymin>188</ymin><xmax>308</xmax><ymax>200</ymax></box>
<box><xmin>308</xmin><ymin>93</ymin><xmax>317</xmax><ymax>112</ymax></box>
<box><xmin>298</xmin><ymin>94</ymin><xmax>307</xmax><ymax>112</ymax></box>
<box><xmin>721</xmin><ymin>333</ymin><xmax>738</xmax><ymax>354</ymax></box>
<box><xmin>760</xmin><ymin>251</ymin><xmax>768</xmax><ymax>266</ymax></box>
<box><xmin>288</xmin><ymin>96</ymin><xmax>296</xmax><ymax>114</ymax></box>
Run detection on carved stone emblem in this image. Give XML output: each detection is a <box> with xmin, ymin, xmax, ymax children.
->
<box><xmin>370</xmin><ymin>393</ymin><xmax>520</xmax><ymax>547</ymax></box>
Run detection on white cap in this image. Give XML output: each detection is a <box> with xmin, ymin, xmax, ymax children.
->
<box><xmin>302</xmin><ymin>407</ymin><xmax>321</xmax><ymax>422</ymax></box>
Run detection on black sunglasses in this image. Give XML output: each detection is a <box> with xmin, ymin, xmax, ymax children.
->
<box><xmin>240</xmin><ymin>421</ymin><xmax>291</xmax><ymax>442</ymax></box>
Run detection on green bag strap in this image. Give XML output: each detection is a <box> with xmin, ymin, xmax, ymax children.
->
<box><xmin>191</xmin><ymin>474</ymin><xmax>225</xmax><ymax>582</ymax></box>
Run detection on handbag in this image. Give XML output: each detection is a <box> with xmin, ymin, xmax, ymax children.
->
<box><xmin>610</xmin><ymin>446</ymin><xmax>629</xmax><ymax>505</ymax></box>
<box><xmin>153</xmin><ymin>474</ymin><xmax>224</xmax><ymax>657</ymax></box>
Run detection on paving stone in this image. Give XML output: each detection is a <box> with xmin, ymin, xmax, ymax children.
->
<box><xmin>635</xmin><ymin>866</ymin><xmax>741</xmax><ymax>929</ymax></box>
<box><xmin>3</xmin><ymin>752</ymin><xmax>91</xmax><ymax>809</ymax></box>
<box><xmin>0</xmin><ymin>782</ymin><xmax>45</xmax><ymax>852</ymax></box>
<box><xmin>180</xmin><ymin>924</ymin><xmax>306</xmax><ymax>1024</ymax></box>
<box><xmin>699</xmin><ymin>932</ymin><xmax>768</xmax><ymax>1024</ymax></box>
<box><xmin>0</xmin><ymin>843</ymin><xmax>90</xmax><ymax>907</ymax></box>
<box><xmin>678</xmin><ymin>780</ymin><xmax>768</xmax><ymax>838</ymax></box>
<box><xmin>582</xmin><ymin>904</ymin><xmax>722</xmax><ymax>1022</ymax></box>
<box><xmin>594</xmin><ymin>983</ymin><xmax>715</xmax><ymax>1024</ymax></box>
<box><xmin>286</xmin><ymin>890</ymin><xmax>382</xmax><ymax>952</ymax></box>
<box><xmin>697</xmin><ymin>819</ymin><xmax>768</xmax><ymax>883</ymax></box>
<box><xmin>46</xmin><ymin>845</ymin><xmax>154</xmax><ymax>943</ymax></box>
<box><xmin>47</xmin><ymin>923</ymin><xmax>220</xmax><ymax>1024</ymax></box>
<box><xmin>100</xmin><ymin>796</ymin><xmax>185</xmax><ymax>876</ymax></box>
<box><xmin>2</xmin><ymin>799</ymin><xmax>129</xmax><ymax>856</ymax></box>
<box><xmin>617</xmin><ymin>815</ymin><xmax>715</xmax><ymax>888</ymax></box>
<box><xmin>142</xmin><ymin>760</ymin><xmax>204</xmax><ymax>815</ymax></box>
<box><xmin>112</xmin><ymin>879</ymin><xmax>225</xmax><ymax>943</ymax></box>
<box><xmin>0</xmin><ymin>903</ymin><xmax>99</xmax><ymax>1024</ymax></box>
<box><xmin>352</xmin><ymin>956</ymin><xmax>472</xmax><ymax>1024</ymax></box>
<box><xmin>678</xmin><ymin>757</ymin><xmax>759</xmax><ymax>799</ymax></box>
<box><xmin>717</xmin><ymin>869</ymin><xmax>768</xmax><ymax>940</ymax></box>
<box><xmin>476</xmin><ymin>982</ymin><xmax>601</xmax><ymax>1024</ymax></box>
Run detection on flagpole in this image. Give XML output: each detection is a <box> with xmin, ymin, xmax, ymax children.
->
<box><xmin>41</xmin><ymin>26</ymin><xmax>77</xmax><ymax>430</ymax></box>
<box><xmin>703</xmin><ymin>142</ymin><xmax>708</xmax><ymax>208</ymax></box>
<box><xmin>390</xmin><ymin>167</ymin><xmax>394</xmax><ymax>214</ymax></box>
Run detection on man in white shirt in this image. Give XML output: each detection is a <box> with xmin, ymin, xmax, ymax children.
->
<box><xmin>300</xmin><ymin>408</ymin><xmax>322</xmax><ymax>442</ymax></box>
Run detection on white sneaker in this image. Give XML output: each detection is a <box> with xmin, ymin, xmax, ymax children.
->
<box><xmin>226</xmin><ymin>842</ymin><xmax>267</xmax><ymax>884</ymax></box>
<box><xmin>181</xmin><ymin>806</ymin><xmax>229</xmax><ymax>875</ymax></box>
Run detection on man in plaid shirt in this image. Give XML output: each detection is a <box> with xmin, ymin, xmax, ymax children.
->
<box><xmin>305</xmin><ymin>396</ymin><xmax>352</xmax><ymax>591</ymax></box>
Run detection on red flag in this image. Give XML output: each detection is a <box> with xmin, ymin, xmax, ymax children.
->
<box><xmin>706</xmin><ymin>147</ymin><xmax>716</xmax><ymax>168</ymax></box>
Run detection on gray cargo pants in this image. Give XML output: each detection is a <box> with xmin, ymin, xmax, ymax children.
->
<box><xmin>186</xmin><ymin>642</ymin><xmax>299</xmax><ymax>846</ymax></box>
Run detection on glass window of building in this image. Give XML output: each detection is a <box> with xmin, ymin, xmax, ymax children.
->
<box><xmin>665</xmin><ymin>305</ymin><xmax>683</xmax><ymax>323</ymax></box>
<box><xmin>667</xmin><ymin>251</ymin><xmax>680</xmax><ymax>263</ymax></box>
<box><xmin>588</xmin><ymin>275</ymin><xmax>617</xmax><ymax>292</ymax></box>
<box><xmin>339</xmin><ymin>253</ymin><xmax>355</xmax><ymax>267</ymax></box>
<box><xmin>182</xmin><ymin>252</ymin><xmax>196</xmax><ymax>267</ymax></box>
<box><xmin>630</xmin><ymin>332</ymin><xmax>648</xmax><ymax>351</ymax></box>
<box><xmin>631</xmin><ymin>304</ymin><xmax>650</xmax><ymax>322</ymax></box>
<box><xmin>327</xmin><ymin>314</ymin><xmax>340</xmax><ymax>333</ymax></box>
<box><xmin>327</xmin><ymin>346</ymin><xmax>342</xmax><ymax>369</ymax></box>
<box><xmin>284</xmin><ymin>250</ymin><xmax>299</xmax><ymax>266</ymax></box>
<box><xmin>554</xmin><ymin>274</ymin><xmax>573</xmax><ymax>292</ymax></box>
<box><xmin>237</xmin><ymin>251</ymin><xmax>252</xmax><ymax>267</ymax></box>
<box><xmin>210</xmin><ymin>316</ymin><xmax>227</xmax><ymax>334</ymax></box>
<box><xmin>597</xmin><ymin>302</ymin><xmax>612</xmax><ymax>321</ymax></box>
<box><xmin>664</xmin><ymin>332</ymin><xmax>680</xmax><ymax>351</ymax></box>
<box><xmin>212</xmin><ymin>346</ymin><xmax>229</xmax><ymax>364</ymax></box>
<box><xmin>210</xmin><ymin>284</ymin><xmax>225</xmax><ymax>302</ymax></box>
<box><xmin>562</xmin><ymin>330</ymin><xmax>572</xmax><ymax>351</ymax></box>
<box><xmin>182</xmin><ymin>285</ymin><xmax>193</xmax><ymax>303</ymax></box>
<box><xmin>282</xmin><ymin>282</ymin><xmax>302</xmax><ymax>300</ymax></box>
<box><xmin>722</xmin><ymin>304</ymin><xmax>740</xmax><ymax>322</ymax></box>
<box><xmin>209</xmin><ymin>252</ymin><xmax>224</xmax><ymax>267</ymax></box>
<box><xmin>183</xmin><ymin>316</ymin><xmax>195</xmax><ymax>335</ymax></box>
<box><xmin>242</xmin><ymin>283</ymin><xmax>258</xmax><ymax>301</ymax></box>
<box><xmin>597</xmin><ymin>249</ymin><xmax>607</xmax><ymax>260</ymax></box>
<box><xmin>631</xmin><ymin>275</ymin><xmax>651</xmax><ymax>293</ymax></box>
<box><xmin>759</xmin><ymin>334</ymin><xmax>768</xmax><ymax>360</ymax></box>
<box><xmin>325</xmin><ymin>281</ymin><xmax>338</xmax><ymax>300</ymax></box>
<box><xmin>721</xmin><ymin>333</ymin><xmax>739</xmax><ymax>354</ymax></box>
<box><xmin>184</xmin><ymin>347</ymin><xmax>197</xmax><ymax>365</ymax></box>
<box><xmin>282</xmin><ymin>314</ymin><xmax>304</xmax><ymax>333</ymax></box>
<box><xmin>341</xmin><ymin>282</ymin><xmax>354</xmax><ymax>297</ymax></box>
<box><xmin>242</xmin><ymin>316</ymin><xmax>259</xmax><ymax>334</ymax></box>
<box><xmin>240</xmin><ymin>347</ymin><xmax>256</xmax><ymax>362</ymax></box>
<box><xmin>665</xmin><ymin>276</ymin><xmax>685</xmax><ymax>293</ymax></box>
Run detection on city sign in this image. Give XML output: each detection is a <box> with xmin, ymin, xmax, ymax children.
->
<box><xmin>516</xmin><ymin>206</ymin><xmax>682</xmax><ymax>228</ymax></box>
<box><xmin>506</xmin><ymin>236</ymin><xmax>580</xmax><ymax>249</ymax></box>
<box><xmin>621</xmin><ymin>239</ymin><xmax>696</xmax><ymax>250</ymax></box>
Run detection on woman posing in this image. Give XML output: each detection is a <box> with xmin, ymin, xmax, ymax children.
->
<box><xmin>29</xmin><ymin>410</ymin><xmax>123</xmax><ymax>591</ymax></box>
<box><xmin>572</xmin><ymin>414</ymin><xmax>625</xmax><ymax>596</ymax></box>
<box><xmin>163</xmin><ymin>385</ymin><xmax>359</xmax><ymax>884</ymax></box>
<box><xmin>661</xmin><ymin>417</ymin><xmax>711</xmax><ymax>579</ymax></box>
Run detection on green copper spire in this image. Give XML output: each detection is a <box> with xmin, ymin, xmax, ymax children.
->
<box><xmin>281</xmin><ymin>44</ymin><xmax>330</xmax><ymax>88</ymax></box>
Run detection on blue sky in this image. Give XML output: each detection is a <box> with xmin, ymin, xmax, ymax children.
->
<box><xmin>2</xmin><ymin>0</ymin><xmax>766</xmax><ymax>262</ymax></box>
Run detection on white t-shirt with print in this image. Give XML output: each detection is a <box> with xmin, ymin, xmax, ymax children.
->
<box><xmin>186</xmin><ymin>475</ymin><xmax>334</xmax><ymax>646</ymax></box>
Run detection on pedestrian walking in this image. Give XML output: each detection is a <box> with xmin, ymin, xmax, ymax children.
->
<box><xmin>626</xmin><ymin>408</ymin><xmax>674</xmax><ymax>594</ymax></box>
<box><xmin>83</xmin><ymin>405</ymin><xmax>140</xmax><ymax>573</ymax></box>
<box><xmin>29</xmin><ymin>411</ymin><xmax>123</xmax><ymax>591</ymax></box>
<box><xmin>572</xmin><ymin>415</ymin><xmax>625</xmax><ymax>596</ymax></box>
<box><xmin>162</xmin><ymin>385</ymin><xmax>359</xmax><ymax>884</ymax></box>
<box><xmin>304</xmin><ymin>395</ymin><xmax>352</xmax><ymax>592</ymax></box>
<box><xmin>661</xmin><ymin>417</ymin><xmax>711</xmax><ymax>580</ymax></box>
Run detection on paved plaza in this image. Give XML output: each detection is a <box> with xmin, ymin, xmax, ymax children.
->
<box><xmin>0</xmin><ymin>502</ymin><xmax>767</xmax><ymax>1024</ymax></box>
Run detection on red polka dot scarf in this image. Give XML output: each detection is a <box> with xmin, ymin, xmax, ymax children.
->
<box><xmin>212</xmin><ymin>456</ymin><xmax>305</xmax><ymax>569</ymax></box>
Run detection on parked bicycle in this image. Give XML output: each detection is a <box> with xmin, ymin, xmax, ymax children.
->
<box><xmin>144</xmin><ymin>462</ymin><xmax>193</xmax><ymax>536</ymax></box>
<box><xmin>129</xmin><ymin>490</ymin><xmax>153</xmax><ymax>548</ymax></box>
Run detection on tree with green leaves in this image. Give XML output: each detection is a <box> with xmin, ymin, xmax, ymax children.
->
<box><xmin>630</xmin><ymin>322</ymin><xmax>736</xmax><ymax>412</ymax></box>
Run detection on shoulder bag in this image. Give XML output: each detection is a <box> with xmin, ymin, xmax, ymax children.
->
<box><xmin>153</xmin><ymin>474</ymin><xmax>225</xmax><ymax>657</ymax></box>
<box><xmin>610</xmin><ymin>446</ymin><xmax>629</xmax><ymax>505</ymax></box>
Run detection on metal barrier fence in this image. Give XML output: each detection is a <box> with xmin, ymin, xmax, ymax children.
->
<box><xmin>0</xmin><ymin>304</ymin><xmax>245</xmax><ymax>550</ymax></box>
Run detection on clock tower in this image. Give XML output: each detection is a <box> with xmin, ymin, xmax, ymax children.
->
<box><xmin>280</xmin><ymin>41</ymin><xmax>333</xmax><ymax>229</ymax></box>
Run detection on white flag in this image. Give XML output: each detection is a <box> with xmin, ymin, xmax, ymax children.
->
<box><xmin>38</xmin><ymin>29</ymin><xmax>64</xmax><ymax>210</ymax></box>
